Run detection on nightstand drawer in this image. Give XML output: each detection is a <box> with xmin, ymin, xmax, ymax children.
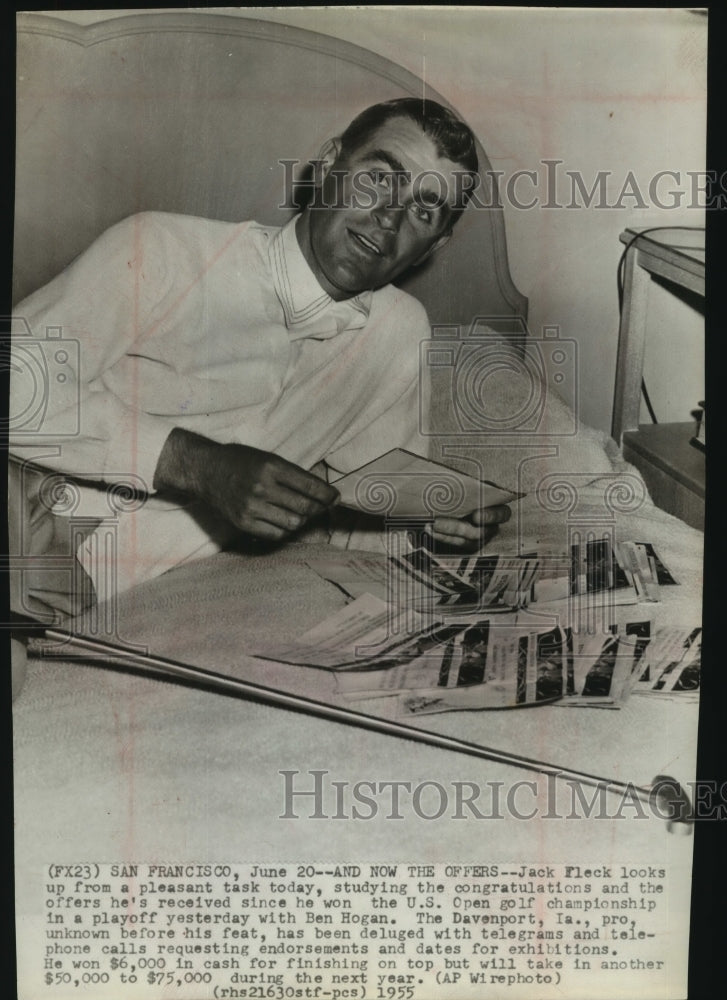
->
<box><xmin>623</xmin><ymin>423</ymin><xmax>704</xmax><ymax>530</ymax></box>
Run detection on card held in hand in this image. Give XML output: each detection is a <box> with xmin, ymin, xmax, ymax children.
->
<box><xmin>333</xmin><ymin>448</ymin><xmax>523</xmax><ymax>519</ymax></box>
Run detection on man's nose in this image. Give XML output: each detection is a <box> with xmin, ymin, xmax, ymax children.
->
<box><xmin>372</xmin><ymin>200</ymin><xmax>403</xmax><ymax>231</ymax></box>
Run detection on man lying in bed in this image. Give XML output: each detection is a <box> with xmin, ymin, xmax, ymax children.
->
<box><xmin>9</xmin><ymin>98</ymin><xmax>511</xmax><ymax>619</ymax></box>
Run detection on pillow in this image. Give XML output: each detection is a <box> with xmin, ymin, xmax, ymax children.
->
<box><xmin>426</xmin><ymin>330</ymin><xmax>615</xmax><ymax>495</ymax></box>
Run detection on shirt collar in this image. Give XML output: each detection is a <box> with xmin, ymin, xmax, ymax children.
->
<box><xmin>268</xmin><ymin>216</ymin><xmax>372</xmax><ymax>340</ymax></box>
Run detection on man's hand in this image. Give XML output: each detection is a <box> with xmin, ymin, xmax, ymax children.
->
<box><xmin>154</xmin><ymin>428</ymin><xmax>339</xmax><ymax>542</ymax></box>
<box><xmin>431</xmin><ymin>504</ymin><xmax>512</xmax><ymax>551</ymax></box>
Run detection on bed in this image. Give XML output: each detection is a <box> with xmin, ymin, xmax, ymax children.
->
<box><xmin>12</xmin><ymin>12</ymin><xmax>703</xmax><ymax>998</ymax></box>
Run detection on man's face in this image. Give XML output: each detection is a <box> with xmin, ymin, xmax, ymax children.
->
<box><xmin>298</xmin><ymin>116</ymin><xmax>465</xmax><ymax>299</ymax></box>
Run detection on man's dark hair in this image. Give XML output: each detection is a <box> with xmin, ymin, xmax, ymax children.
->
<box><xmin>339</xmin><ymin>97</ymin><xmax>480</xmax><ymax>218</ymax></box>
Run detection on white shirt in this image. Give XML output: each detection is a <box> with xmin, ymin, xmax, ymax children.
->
<box><xmin>10</xmin><ymin>212</ymin><xmax>431</xmax><ymax>594</ymax></box>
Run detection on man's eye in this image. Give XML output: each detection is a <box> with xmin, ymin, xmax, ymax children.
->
<box><xmin>369</xmin><ymin>170</ymin><xmax>392</xmax><ymax>189</ymax></box>
<box><xmin>409</xmin><ymin>202</ymin><xmax>433</xmax><ymax>223</ymax></box>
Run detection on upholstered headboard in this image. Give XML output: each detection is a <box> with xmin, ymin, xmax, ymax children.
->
<box><xmin>14</xmin><ymin>11</ymin><xmax>526</xmax><ymax>330</ymax></box>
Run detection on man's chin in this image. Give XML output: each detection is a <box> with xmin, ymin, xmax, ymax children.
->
<box><xmin>322</xmin><ymin>264</ymin><xmax>378</xmax><ymax>299</ymax></box>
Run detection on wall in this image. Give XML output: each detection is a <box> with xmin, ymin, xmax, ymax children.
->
<box><xmin>44</xmin><ymin>7</ymin><xmax>708</xmax><ymax>434</ymax></box>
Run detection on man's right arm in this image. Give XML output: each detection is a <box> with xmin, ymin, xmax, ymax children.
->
<box><xmin>9</xmin><ymin>215</ymin><xmax>176</xmax><ymax>492</ymax></box>
<box><xmin>153</xmin><ymin>428</ymin><xmax>339</xmax><ymax>542</ymax></box>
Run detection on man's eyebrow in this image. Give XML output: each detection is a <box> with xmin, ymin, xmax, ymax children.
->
<box><xmin>416</xmin><ymin>188</ymin><xmax>447</xmax><ymax>209</ymax></box>
<box><xmin>359</xmin><ymin>147</ymin><xmax>451</xmax><ymax>215</ymax></box>
<box><xmin>361</xmin><ymin>148</ymin><xmax>408</xmax><ymax>175</ymax></box>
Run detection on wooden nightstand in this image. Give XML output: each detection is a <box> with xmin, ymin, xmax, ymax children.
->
<box><xmin>612</xmin><ymin>227</ymin><xmax>705</xmax><ymax>530</ymax></box>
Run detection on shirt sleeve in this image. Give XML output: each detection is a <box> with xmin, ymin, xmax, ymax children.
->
<box><xmin>9</xmin><ymin>214</ymin><xmax>178</xmax><ymax>492</ymax></box>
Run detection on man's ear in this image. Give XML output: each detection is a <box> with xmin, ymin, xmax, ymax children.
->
<box><xmin>313</xmin><ymin>137</ymin><xmax>343</xmax><ymax>186</ymax></box>
<box><xmin>413</xmin><ymin>230</ymin><xmax>451</xmax><ymax>266</ymax></box>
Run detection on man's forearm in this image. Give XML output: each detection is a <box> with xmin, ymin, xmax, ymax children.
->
<box><xmin>153</xmin><ymin>428</ymin><xmax>338</xmax><ymax>541</ymax></box>
<box><xmin>153</xmin><ymin>427</ymin><xmax>223</xmax><ymax>499</ymax></box>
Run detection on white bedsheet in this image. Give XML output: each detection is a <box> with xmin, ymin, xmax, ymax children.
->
<box><xmin>13</xmin><ymin>379</ymin><xmax>703</xmax><ymax>989</ymax></box>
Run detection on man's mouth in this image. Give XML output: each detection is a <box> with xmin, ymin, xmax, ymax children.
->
<box><xmin>349</xmin><ymin>230</ymin><xmax>383</xmax><ymax>256</ymax></box>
